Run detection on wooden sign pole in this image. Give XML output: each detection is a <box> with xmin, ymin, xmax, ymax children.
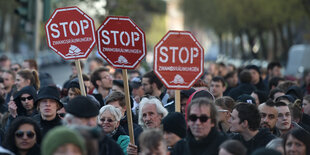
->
<box><xmin>122</xmin><ymin>69</ymin><xmax>135</xmax><ymax>144</ymax></box>
<box><xmin>175</xmin><ymin>89</ymin><xmax>180</xmax><ymax>112</ymax></box>
<box><xmin>75</xmin><ymin>60</ymin><xmax>86</xmax><ymax>96</ymax></box>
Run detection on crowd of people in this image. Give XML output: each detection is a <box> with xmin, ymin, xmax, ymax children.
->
<box><xmin>0</xmin><ymin>54</ymin><xmax>310</xmax><ymax>155</ymax></box>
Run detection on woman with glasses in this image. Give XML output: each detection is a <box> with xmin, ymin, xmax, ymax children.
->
<box><xmin>215</xmin><ymin>96</ymin><xmax>235</xmax><ymax>133</ymax></box>
<box><xmin>5</xmin><ymin>86</ymin><xmax>38</xmax><ymax>131</ymax></box>
<box><xmin>3</xmin><ymin>116</ymin><xmax>41</xmax><ymax>155</ymax></box>
<box><xmin>98</xmin><ymin>105</ymin><xmax>130</xmax><ymax>155</ymax></box>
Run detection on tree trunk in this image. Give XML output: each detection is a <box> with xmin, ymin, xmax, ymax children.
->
<box><xmin>238</xmin><ymin>31</ymin><xmax>245</xmax><ymax>57</ymax></box>
<box><xmin>218</xmin><ymin>33</ymin><xmax>223</xmax><ymax>55</ymax></box>
<box><xmin>257</xmin><ymin>28</ymin><xmax>267</xmax><ymax>60</ymax></box>
<box><xmin>271</xmin><ymin>28</ymin><xmax>278</xmax><ymax>61</ymax></box>
<box><xmin>245</xmin><ymin>29</ymin><xmax>257</xmax><ymax>59</ymax></box>
<box><xmin>278</xmin><ymin>24</ymin><xmax>289</xmax><ymax>62</ymax></box>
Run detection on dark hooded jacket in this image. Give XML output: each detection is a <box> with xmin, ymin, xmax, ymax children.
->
<box><xmin>228</xmin><ymin>83</ymin><xmax>257</xmax><ymax>100</ymax></box>
<box><xmin>120</xmin><ymin>112</ymin><xmax>143</xmax><ymax>146</ymax></box>
<box><xmin>230</xmin><ymin>128</ymin><xmax>276</xmax><ymax>155</ymax></box>
<box><xmin>172</xmin><ymin>127</ymin><xmax>227</xmax><ymax>155</ymax></box>
<box><xmin>13</xmin><ymin>86</ymin><xmax>38</xmax><ymax>116</ymax></box>
<box><xmin>4</xmin><ymin>86</ymin><xmax>38</xmax><ymax>131</ymax></box>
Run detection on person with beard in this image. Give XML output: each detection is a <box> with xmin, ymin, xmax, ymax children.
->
<box><xmin>229</xmin><ymin>103</ymin><xmax>275</xmax><ymax>154</ymax></box>
<box><xmin>258</xmin><ymin>100</ymin><xmax>279</xmax><ymax>135</ymax></box>
<box><xmin>91</xmin><ymin>67</ymin><xmax>113</xmax><ymax>107</ymax></box>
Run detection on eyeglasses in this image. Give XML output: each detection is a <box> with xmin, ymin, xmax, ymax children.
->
<box><xmin>100</xmin><ymin>118</ymin><xmax>115</xmax><ymax>123</ymax></box>
<box><xmin>15</xmin><ymin>130</ymin><xmax>35</xmax><ymax>139</ymax></box>
<box><xmin>20</xmin><ymin>96</ymin><xmax>33</xmax><ymax>101</ymax></box>
<box><xmin>11</xmin><ymin>68</ymin><xmax>19</xmax><ymax>71</ymax></box>
<box><xmin>58</xmin><ymin>113</ymin><xmax>66</xmax><ymax>118</ymax></box>
<box><xmin>188</xmin><ymin>114</ymin><xmax>209</xmax><ymax>123</ymax></box>
<box><xmin>217</xmin><ymin>109</ymin><xmax>229</xmax><ymax>112</ymax></box>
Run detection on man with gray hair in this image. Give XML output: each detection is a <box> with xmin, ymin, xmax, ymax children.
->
<box><xmin>138</xmin><ymin>96</ymin><xmax>168</xmax><ymax>129</ymax></box>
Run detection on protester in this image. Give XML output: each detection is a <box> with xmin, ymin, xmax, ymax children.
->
<box><xmin>3</xmin><ymin>117</ymin><xmax>41</xmax><ymax>155</ymax></box>
<box><xmin>275</xmin><ymin>101</ymin><xmax>293</xmax><ymax>137</ymax></box>
<box><xmin>228</xmin><ymin>69</ymin><xmax>256</xmax><ymax>100</ymax></box>
<box><xmin>10</xmin><ymin>63</ymin><xmax>21</xmax><ymax>74</ymax></box>
<box><xmin>142</xmin><ymin>71</ymin><xmax>170</xmax><ymax>106</ymax></box>
<box><xmin>269</xmin><ymin>88</ymin><xmax>285</xmax><ymax>102</ymax></box>
<box><xmin>229</xmin><ymin>103</ymin><xmax>275</xmax><ymax>154</ymax></box>
<box><xmin>223</xmin><ymin>71</ymin><xmax>239</xmax><ymax>96</ymax></box>
<box><xmin>98</xmin><ymin>105</ymin><xmax>130</xmax><ymax>155</ymax></box>
<box><xmin>161</xmin><ymin>112</ymin><xmax>186</xmax><ymax>153</ymax></box>
<box><xmin>5</xmin><ymin>86</ymin><xmax>38</xmax><ymax>131</ymax></box>
<box><xmin>172</xmin><ymin>98</ymin><xmax>227</xmax><ymax>155</ymax></box>
<box><xmin>210</xmin><ymin>76</ymin><xmax>226</xmax><ymax>99</ymax></box>
<box><xmin>2</xmin><ymin>70</ymin><xmax>15</xmax><ymax>104</ymax></box>
<box><xmin>215</xmin><ymin>96</ymin><xmax>235</xmax><ymax>133</ymax></box>
<box><xmin>63</xmin><ymin>96</ymin><xmax>124</xmax><ymax>155</ymax></box>
<box><xmin>266</xmin><ymin>138</ymin><xmax>284</xmax><ymax>154</ymax></box>
<box><xmin>180</xmin><ymin>88</ymin><xmax>196</xmax><ymax>115</ymax></box>
<box><xmin>283</xmin><ymin>128</ymin><xmax>310</xmax><ymax>155</ymax></box>
<box><xmin>264</xmin><ymin>62</ymin><xmax>282</xmax><ymax>86</ymax></box>
<box><xmin>218</xmin><ymin>139</ymin><xmax>247</xmax><ymax>155</ymax></box>
<box><xmin>41</xmin><ymin>126</ymin><xmax>86</xmax><ymax>155</ymax></box>
<box><xmin>32</xmin><ymin>85</ymin><xmax>63</xmax><ymax>137</ymax></box>
<box><xmin>257</xmin><ymin>100</ymin><xmax>279</xmax><ymax>135</ymax></box>
<box><xmin>91</xmin><ymin>67</ymin><xmax>113</xmax><ymax>107</ymax></box>
<box><xmin>138</xmin><ymin>96</ymin><xmax>168</xmax><ymax>129</ymax></box>
<box><xmin>138</xmin><ymin>129</ymin><xmax>167</xmax><ymax>155</ymax></box>
<box><xmin>105</xmin><ymin>91</ymin><xmax>142</xmax><ymax>146</ymax></box>
<box><xmin>251</xmin><ymin>90</ymin><xmax>268</xmax><ymax>105</ymax></box>
<box><xmin>64</xmin><ymin>96</ymin><xmax>99</xmax><ymax>127</ymax></box>
<box><xmin>302</xmin><ymin>95</ymin><xmax>310</xmax><ymax>126</ymax></box>
<box><xmin>245</xmin><ymin>65</ymin><xmax>268</xmax><ymax>92</ymax></box>
<box><xmin>15</xmin><ymin>69</ymin><xmax>40</xmax><ymax>91</ymax></box>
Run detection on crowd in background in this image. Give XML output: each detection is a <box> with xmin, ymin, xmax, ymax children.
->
<box><xmin>0</xmin><ymin>54</ymin><xmax>309</xmax><ymax>155</ymax></box>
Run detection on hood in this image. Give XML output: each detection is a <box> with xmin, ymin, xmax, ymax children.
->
<box><xmin>13</xmin><ymin>86</ymin><xmax>38</xmax><ymax>115</ymax></box>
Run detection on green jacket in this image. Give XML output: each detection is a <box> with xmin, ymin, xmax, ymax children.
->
<box><xmin>117</xmin><ymin>135</ymin><xmax>130</xmax><ymax>155</ymax></box>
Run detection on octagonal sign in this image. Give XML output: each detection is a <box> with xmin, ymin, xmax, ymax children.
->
<box><xmin>97</xmin><ymin>16</ymin><xmax>146</xmax><ymax>69</ymax></box>
<box><xmin>45</xmin><ymin>6</ymin><xmax>96</xmax><ymax>60</ymax></box>
<box><xmin>154</xmin><ymin>31</ymin><xmax>204</xmax><ymax>89</ymax></box>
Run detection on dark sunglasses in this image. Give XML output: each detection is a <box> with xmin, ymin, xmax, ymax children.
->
<box><xmin>20</xmin><ymin>96</ymin><xmax>33</xmax><ymax>101</ymax></box>
<box><xmin>189</xmin><ymin>114</ymin><xmax>209</xmax><ymax>123</ymax></box>
<box><xmin>11</xmin><ymin>68</ymin><xmax>19</xmax><ymax>71</ymax></box>
<box><xmin>100</xmin><ymin>118</ymin><xmax>115</xmax><ymax>123</ymax></box>
<box><xmin>58</xmin><ymin>113</ymin><xmax>66</xmax><ymax>118</ymax></box>
<box><xmin>15</xmin><ymin>130</ymin><xmax>35</xmax><ymax>139</ymax></box>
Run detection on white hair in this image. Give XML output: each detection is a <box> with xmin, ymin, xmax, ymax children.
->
<box><xmin>138</xmin><ymin>97</ymin><xmax>168</xmax><ymax>128</ymax></box>
<box><xmin>98</xmin><ymin>105</ymin><xmax>122</xmax><ymax>122</ymax></box>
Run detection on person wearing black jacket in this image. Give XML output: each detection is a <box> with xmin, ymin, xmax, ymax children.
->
<box><xmin>32</xmin><ymin>85</ymin><xmax>63</xmax><ymax>137</ymax></box>
<box><xmin>172</xmin><ymin>98</ymin><xmax>227</xmax><ymax>155</ymax></box>
<box><xmin>228</xmin><ymin>70</ymin><xmax>257</xmax><ymax>100</ymax></box>
<box><xmin>229</xmin><ymin>103</ymin><xmax>275</xmax><ymax>154</ymax></box>
<box><xmin>5</xmin><ymin>86</ymin><xmax>38</xmax><ymax>131</ymax></box>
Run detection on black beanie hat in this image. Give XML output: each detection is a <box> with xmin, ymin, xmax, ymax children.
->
<box><xmin>245</xmin><ymin>65</ymin><xmax>261</xmax><ymax>75</ymax></box>
<box><xmin>36</xmin><ymin>85</ymin><xmax>63</xmax><ymax>108</ymax></box>
<box><xmin>65</xmin><ymin>96</ymin><xmax>99</xmax><ymax>118</ymax></box>
<box><xmin>161</xmin><ymin>112</ymin><xmax>186</xmax><ymax>138</ymax></box>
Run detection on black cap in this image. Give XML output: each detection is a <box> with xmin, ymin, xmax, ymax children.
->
<box><xmin>36</xmin><ymin>86</ymin><xmax>63</xmax><ymax>107</ymax></box>
<box><xmin>65</xmin><ymin>96</ymin><xmax>99</xmax><ymax>118</ymax></box>
<box><xmin>237</xmin><ymin>94</ymin><xmax>256</xmax><ymax>104</ymax></box>
<box><xmin>245</xmin><ymin>65</ymin><xmax>261</xmax><ymax>75</ymax></box>
<box><xmin>161</xmin><ymin>112</ymin><xmax>186</xmax><ymax>138</ymax></box>
<box><xmin>180</xmin><ymin>88</ymin><xmax>196</xmax><ymax>98</ymax></box>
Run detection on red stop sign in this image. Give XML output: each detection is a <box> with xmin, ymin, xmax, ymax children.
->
<box><xmin>45</xmin><ymin>6</ymin><xmax>96</xmax><ymax>60</ymax></box>
<box><xmin>97</xmin><ymin>16</ymin><xmax>146</xmax><ymax>69</ymax></box>
<box><xmin>154</xmin><ymin>31</ymin><xmax>204</xmax><ymax>89</ymax></box>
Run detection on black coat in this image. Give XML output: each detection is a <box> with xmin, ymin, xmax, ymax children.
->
<box><xmin>32</xmin><ymin>114</ymin><xmax>62</xmax><ymax>138</ymax></box>
<box><xmin>230</xmin><ymin>128</ymin><xmax>276</xmax><ymax>155</ymax></box>
<box><xmin>98</xmin><ymin>134</ymin><xmax>124</xmax><ymax>155</ymax></box>
<box><xmin>120</xmin><ymin>112</ymin><xmax>143</xmax><ymax>146</ymax></box>
<box><xmin>228</xmin><ymin>83</ymin><xmax>257</xmax><ymax>100</ymax></box>
<box><xmin>172</xmin><ymin>127</ymin><xmax>227</xmax><ymax>155</ymax></box>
